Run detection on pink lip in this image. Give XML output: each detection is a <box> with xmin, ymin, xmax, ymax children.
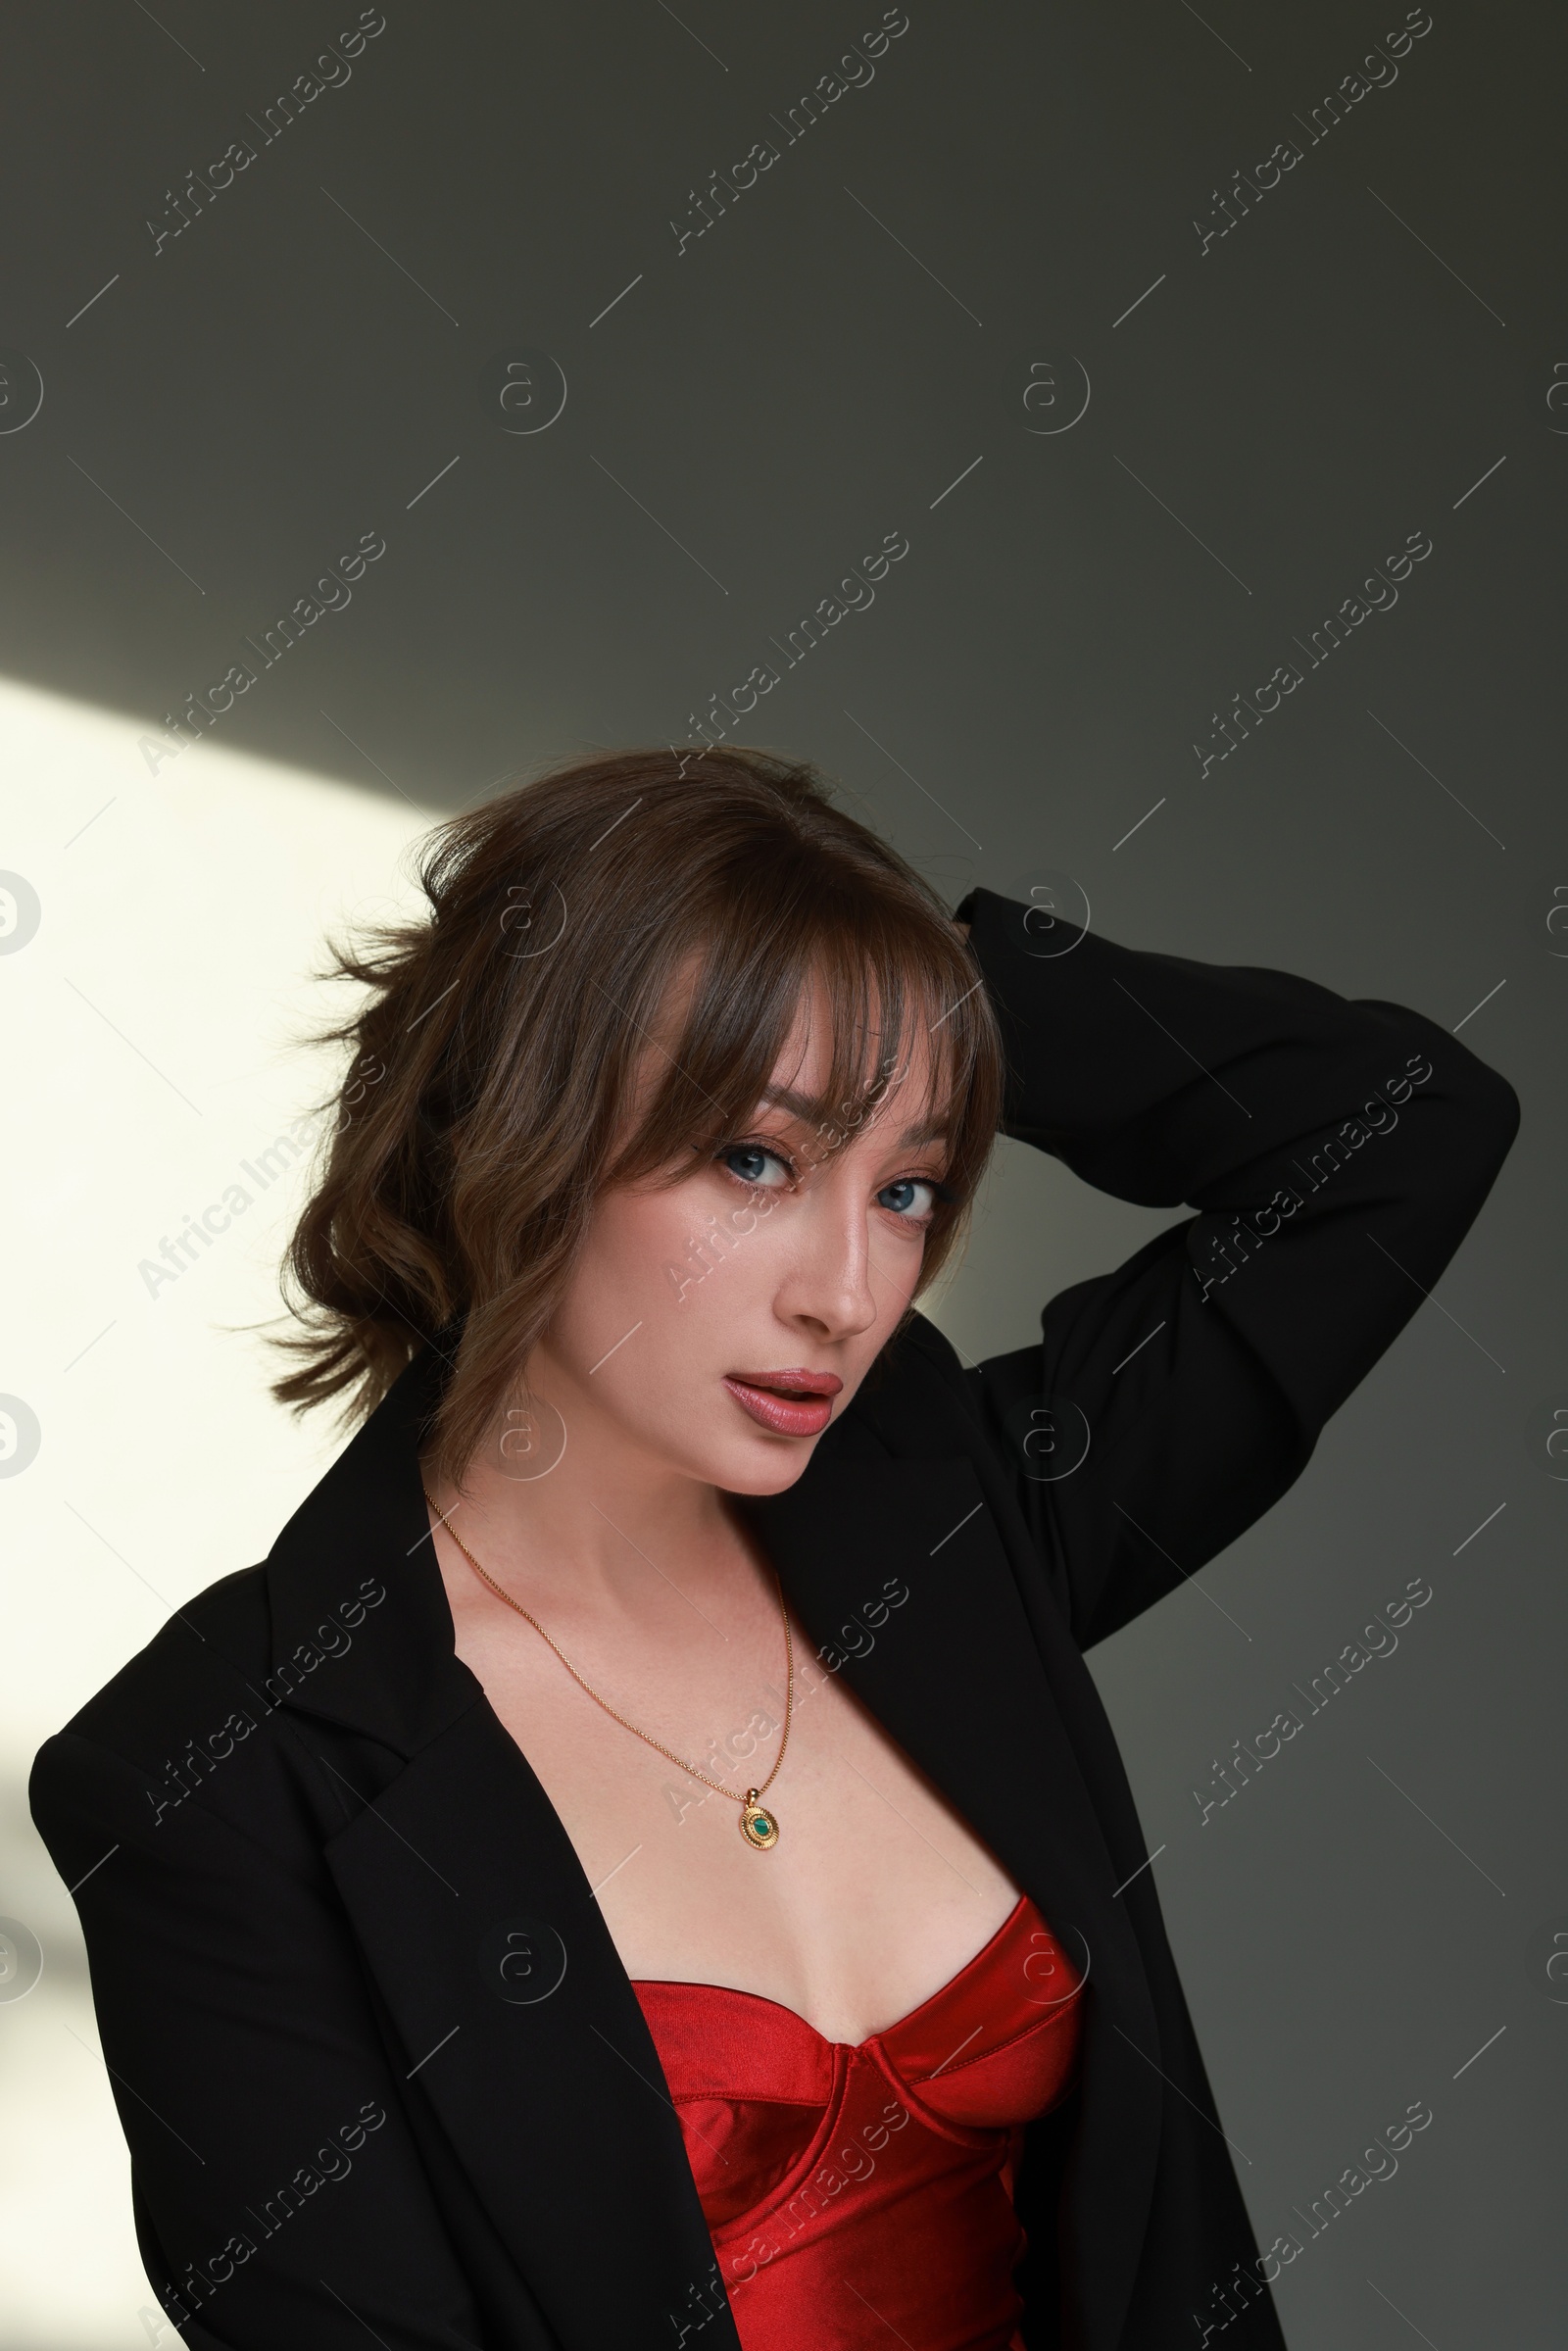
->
<box><xmin>723</xmin><ymin>1368</ymin><xmax>843</xmax><ymax>1439</ymax></box>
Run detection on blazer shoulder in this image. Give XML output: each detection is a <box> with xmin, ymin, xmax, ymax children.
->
<box><xmin>38</xmin><ymin>1559</ymin><xmax>273</xmax><ymax>1775</ymax></box>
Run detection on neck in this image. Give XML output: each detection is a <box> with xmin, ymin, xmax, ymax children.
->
<box><xmin>422</xmin><ymin>1364</ymin><xmax>741</xmax><ymax>1615</ymax></box>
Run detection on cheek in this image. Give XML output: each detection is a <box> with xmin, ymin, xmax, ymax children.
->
<box><xmin>555</xmin><ymin>1188</ymin><xmax>698</xmax><ymax>1338</ymax></box>
<box><xmin>551</xmin><ymin>1180</ymin><xmax>777</xmax><ymax>1364</ymax></box>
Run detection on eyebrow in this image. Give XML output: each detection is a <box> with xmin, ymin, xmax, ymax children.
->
<box><xmin>760</xmin><ymin>1086</ymin><xmax>951</xmax><ymax>1149</ymax></box>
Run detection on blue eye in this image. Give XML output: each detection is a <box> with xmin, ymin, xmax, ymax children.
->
<box><xmin>878</xmin><ymin>1177</ymin><xmax>939</xmax><ymax>1220</ymax></box>
<box><xmin>719</xmin><ymin>1143</ymin><xmax>794</xmax><ymax>1188</ymax></box>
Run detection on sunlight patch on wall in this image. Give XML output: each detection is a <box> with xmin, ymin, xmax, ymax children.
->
<box><xmin>0</xmin><ymin>673</ymin><xmax>433</xmax><ymax>2346</ymax></box>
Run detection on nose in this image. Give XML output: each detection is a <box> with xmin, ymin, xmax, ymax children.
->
<box><xmin>771</xmin><ymin>1177</ymin><xmax>880</xmax><ymax>1347</ymax></box>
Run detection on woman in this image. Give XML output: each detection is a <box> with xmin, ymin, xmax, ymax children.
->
<box><xmin>31</xmin><ymin>746</ymin><xmax>1517</xmax><ymax>2350</ymax></box>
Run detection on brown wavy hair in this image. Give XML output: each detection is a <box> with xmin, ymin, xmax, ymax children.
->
<box><xmin>270</xmin><ymin>745</ymin><xmax>1004</xmax><ymax>1489</ymax></box>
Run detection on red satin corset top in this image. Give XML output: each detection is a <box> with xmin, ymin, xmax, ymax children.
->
<box><xmin>633</xmin><ymin>1892</ymin><xmax>1084</xmax><ymax>2351</ymax></box>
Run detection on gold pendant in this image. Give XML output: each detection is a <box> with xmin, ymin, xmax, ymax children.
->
<box><xmin>740</xmin><ymin>1790</ymin><xmax>779</xmax><ymax>1849</ymax></box>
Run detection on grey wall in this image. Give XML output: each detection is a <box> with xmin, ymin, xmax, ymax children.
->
<box><xmin>5</xmin><ymin>1</ymin><xmax>1563</xmax><ymax>2342</ymax></box>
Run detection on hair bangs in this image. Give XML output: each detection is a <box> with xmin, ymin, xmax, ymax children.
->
<box><xmin>612</xmin><ymin>875</ymin><xmax>996</xmax><ymax>1217</ymax></box>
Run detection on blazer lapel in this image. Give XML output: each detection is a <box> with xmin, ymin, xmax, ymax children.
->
<box><xmin>320</xmin><ymin>1706</ymin><xmax>737</xmax><ymax>2349</ymax></box>
<box><xmin>265</xmin><ymin>1347</ymin><xmax>740</xmax><ymax>2350</ymax></box>
<box><xmin>739</xmin><ymin>1403</ymin><xmax>1166</xmax><ymax>2351</ymax></box>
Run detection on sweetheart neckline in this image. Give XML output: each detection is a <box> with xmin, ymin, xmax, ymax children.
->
<box><xmin>630</xmin><ymin>1890</ymin><xmax>1038</xmax><ymax>2051</ymax></box>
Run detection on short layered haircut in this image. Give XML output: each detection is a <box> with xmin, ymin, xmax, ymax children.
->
<box><xmin>271</xmin><ymin>745</ymin><xmax>1004</xmax><ymax>1489</ymax></box>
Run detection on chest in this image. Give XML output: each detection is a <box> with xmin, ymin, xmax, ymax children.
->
<box><xmin>440</xmin><ymin>1562</ymin><xmax>1023</xmax><ymax>2047</ymax></box>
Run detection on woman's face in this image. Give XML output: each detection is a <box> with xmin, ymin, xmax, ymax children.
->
<box><xmin>524</xmin><ymin>981</ymin><xmax>956</xmax><ymax>1494</ymax></box>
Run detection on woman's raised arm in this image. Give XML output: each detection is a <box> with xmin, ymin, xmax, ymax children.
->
<box><xmin>948</xmin><ymin>886</ymin><xmax>1519</xmax><ymax>1650</ymax></box>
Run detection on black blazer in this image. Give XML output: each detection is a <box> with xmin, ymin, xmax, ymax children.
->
<box><xmin>31</xmin><ymin>889</ymin><xmax>1518</xmax><ymax>2351</ymax></box>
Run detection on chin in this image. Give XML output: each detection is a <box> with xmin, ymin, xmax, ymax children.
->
<box><xmin>714</xmin><ymin>1440</ymin><xmax>824</xmax><ymax>1497</ymax></box>
<box><xmin>660</xmin><ymin>1414</ymin><xmax>830</xmax><ymax>1497</ymax></box>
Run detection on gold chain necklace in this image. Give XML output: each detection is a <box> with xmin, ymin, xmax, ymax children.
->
<box><xmin>423</xmin><ymin>1490</ymin><xmax>794</xmax><ymax>1850</ymax></box>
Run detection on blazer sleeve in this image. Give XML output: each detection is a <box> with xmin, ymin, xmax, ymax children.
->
<box><xmin>28</xmin><ymin>1727</ymin><xmax>486</xmax><ymax>2349</ymax></box>
<box><xmin>951</xmin><ymin>885</ymin><xmax>1520</xmax><ymax>1650</ymax></box>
